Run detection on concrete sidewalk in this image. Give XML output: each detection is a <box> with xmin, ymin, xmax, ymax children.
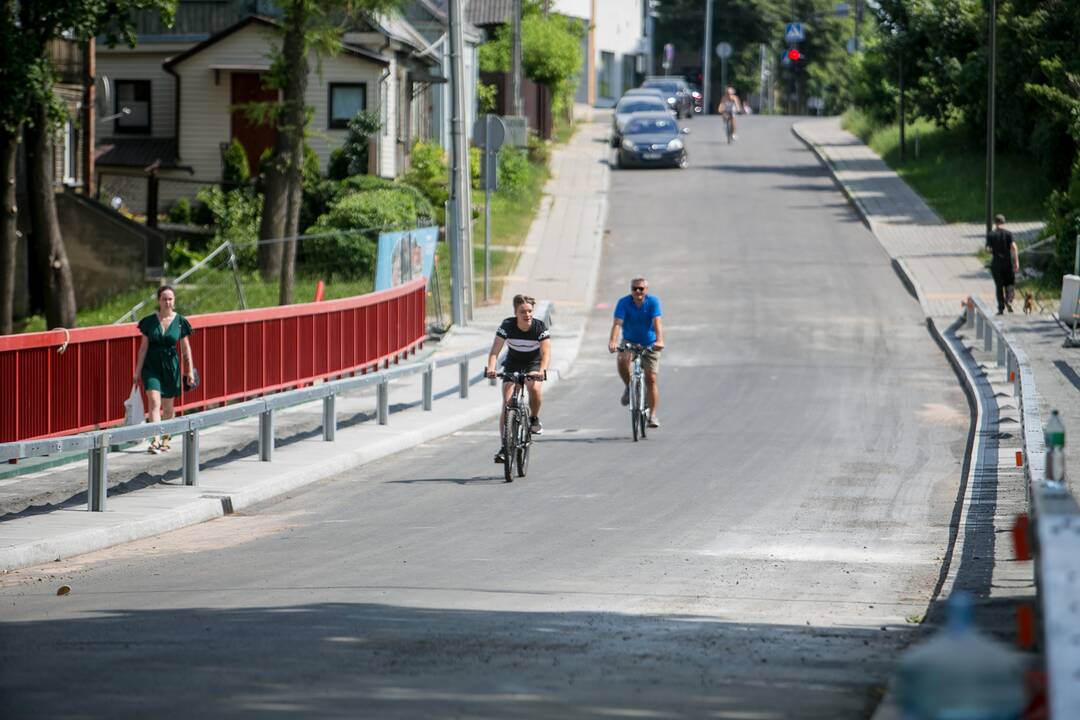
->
<box><xmin>0</xmin><ymin>114</ymin><xmax>612</xmax><ymax>573</ymax></box>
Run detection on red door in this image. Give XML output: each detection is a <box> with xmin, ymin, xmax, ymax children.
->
<box><xmin>230</xmin><ymin>72</ymin><xmax>277</xmax><ymax>175</ymax></box>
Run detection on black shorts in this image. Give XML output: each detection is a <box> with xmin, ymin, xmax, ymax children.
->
<box><xmin>503</xmin><ymin>358</ymin><xmax>541</xmax><ymax>375</ymax></box>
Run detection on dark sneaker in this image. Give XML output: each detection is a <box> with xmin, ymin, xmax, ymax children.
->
<box><xmin>530</xmin><ymin>416</ymin><xmax>543</xmax><ymax>435</ymax></box>
<box><xmin>1007</xmin><ymin>303</ymin><xmax>1014</xmax><ymax>313</ymax></box>
<box><xmin>647</xmin><ymin>415</ymin><xmax>660</xmax><ymax>428</ymax></box>
<box><xmin>494</xmin><ymin>449</ymin><xmax>506</xmax><ymax>464</ymax></box>
<box><xmin>620</xmin><ymin>387</ymin><xmax>630</xmax><ymax>406</ymax></box>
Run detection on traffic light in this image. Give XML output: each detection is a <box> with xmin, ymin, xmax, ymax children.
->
<box><xmin>787</xmin><ymin>48</ymin><xmax>802</xmax><ymax>62</ymax></box>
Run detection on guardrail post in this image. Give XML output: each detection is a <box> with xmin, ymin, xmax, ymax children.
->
<box><xmin>259</xmin><ymin>409</ymin><xmax>274</xmax><ymax>462</ymax></box>
<box><xmin>984</xmin><ymin>321</ymin><xmax>993</xmax><ymax>352</ymax></box>
<box><xmin>422</xmin><ymin>364</ymin><xmax>434</xmax><ymax>411</ymax></box>
<box><xmin>323</xmin><ymin>394</ymin><xmax>336</xmax><ymax>441</ymax></box>
<box><xmin>182</xmin><ymin>429</ymin><xmax>199</xmax><ymax>486</ymax></box>
<box><xmin>997</xmin><ymin>330</ymin><xmax>1007</xmax><ymax>367</ymax></box>
<box><xmin>459</xmin><ymin>358</ymin><xmax>469</xmax><ymax>399</ymax></box>
<box><xmin>377</xmin><ymin>381</ymin><xmax>389</xmax><ymax>425</ymax></box>
<box><xmin>966</xmin><ymin>299</ymin><xmax>975</xmax><ymax>329</ymax></box>
<box><xmin>88</xmin><ymin>440</ymin><xmax>108</xmax><ymax>512</ymax></box>
<box><xmin>976</xmin><ymin>313</ymin><xmax>984</xmax><ymax>340</ymax></box>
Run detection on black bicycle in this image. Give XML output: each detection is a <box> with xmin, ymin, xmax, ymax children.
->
<box><xmin>494</xmin><ymin>370</ymin><xmax>545</xmax><ymax>482</ymax></box>
<box><xmin>619</xmin><ymin>343</ymin><xmax>653</xmax><ymax>442</ymax></box>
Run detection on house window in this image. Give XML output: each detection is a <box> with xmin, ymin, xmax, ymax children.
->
<box><xmin>63</xmin><ymin>120</ymin><xmax>76</xmax><ymax>185</ymax></box>
<box><xmin>598</xmin><ymin>51</ymin><xmax>615</xmax><ymax>99</ymax></box>
<box><xmin>115</xmin><ymin>80</ymin><xmax>151</xmax><ymax>133</ymax></box>
<box><xmin>329</xmin><ymin>83</ymin><xmax>366</xmax><ymax>129</ymax></box>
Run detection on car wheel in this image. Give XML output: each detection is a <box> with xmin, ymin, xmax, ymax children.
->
<box><xmin>615</xmin><ymin>153</ymin><xmax>624</xmax><ymax>169</ymax></box>
<box><xmin>677</xmin><ymin>154</ymin><xmax>688</xmax><ymax>169</ymax></box>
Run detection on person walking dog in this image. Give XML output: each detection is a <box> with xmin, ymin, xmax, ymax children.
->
<box><xmin>133</xmin><ymin>286</ymin><xmax>196</xmax><ymax>453</ymax></box>
<box><xmin>986</xmin><ymin>214</ymin><xmax>1019</xmax><ymax>314</ymax></box>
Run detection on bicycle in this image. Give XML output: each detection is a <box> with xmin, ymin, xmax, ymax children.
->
<box><xmin>619</xmin><ymin>343</ymin><xmax>653</xmax><ymax>442</ymax></box>
<box><xmin>722</xmin><ymin>112</ymin><xmax>735</xmax><ymax>144</ymax></box>
<box><xmin>494</xmin><ymin>370</ymin><xmax>545</xmax><ymax>482</ymax></box>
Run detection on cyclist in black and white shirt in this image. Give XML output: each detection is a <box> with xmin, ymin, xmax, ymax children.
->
<box><xmin>485</xmin><ymin>294</ymin><xmax>550</xmax><ymax>463</ymax></box>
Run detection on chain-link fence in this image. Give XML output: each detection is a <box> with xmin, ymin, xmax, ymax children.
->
<box><xmin>115</xmin><ymin>225</ymin><xmax>445</xmax><ymax>330</ymax></box>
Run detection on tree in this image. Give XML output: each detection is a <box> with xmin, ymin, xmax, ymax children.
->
<box><xmin>477</xmin><ymin>2</ymin><xmax>583</xmax><ymax>115</ymax></box>
<box><xmin>257</xmin><ymin>0</ymin><xmax>402</xmax><ymax>305</ymax></box>
<box><xmin>1</xmin><ymin>0</ymin><xmax>175</xmax><ymax>332</ymax></box>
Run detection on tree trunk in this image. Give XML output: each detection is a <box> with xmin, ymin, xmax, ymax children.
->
<box><xmin>257</xmin><ymin>163</ymin><xmax>285</xmax><ymax>281</ymax></box>
<box><xmin>277</xmin><ymin>1</ymin><xmax>308</xmax><ymax>306</ymax></box>
<box><xmin>24</xmin><ymin>102</ymin><xmax>76</xmax><ymax>329</ymax></box>
<box><xmin>0</xmin><ymin>126</ymin><xmax>18</xmax><ymax>335</ymax></box>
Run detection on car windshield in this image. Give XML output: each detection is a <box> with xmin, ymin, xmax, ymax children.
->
<box><xmin>624</xmin><ymin>118</ymin><xmax>677</xmax><ymax>135</ymax></box>
<box><xmin>616</xmin><ymin>99</ymin><xmax>664</xmax><ymax>114</ymax></box>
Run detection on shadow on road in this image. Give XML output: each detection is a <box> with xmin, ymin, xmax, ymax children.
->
<box><xmin>0</xmin><ymin>600</ymin><xmax>904</xmax><ymax>719</ymax></box>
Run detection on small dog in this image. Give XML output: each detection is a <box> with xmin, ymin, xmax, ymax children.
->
<box><xmin>1023</xmin><ymin>292</ymin><xmax>1036</xmax><ymax>315</ymax></box>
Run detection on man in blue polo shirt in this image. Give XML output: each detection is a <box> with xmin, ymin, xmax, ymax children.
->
<box><xmin>607</xmin><ymin>277</ymin><xmax>665</xmax><ymax>427</ymax></box>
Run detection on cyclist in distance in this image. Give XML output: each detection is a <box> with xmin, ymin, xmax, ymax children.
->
<box><xmin>485</xmin><ymin>293</ymin><xmax>551</xmax><ymax>463</ymax></box>
<box><xmin>719</xmin><ymin>86</ymin><xmax>742</xmax><ymax>141</ymax></box>
<box><xmin>608</xmin><ymin>277</ymin><xmax>664</xmax><ymax>428</ymax></box>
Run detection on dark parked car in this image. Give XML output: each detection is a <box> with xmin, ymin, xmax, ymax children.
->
<box><xmin>610</xmin><ymin>94</ymin><xmax>671</xmax><ymax>148</ymax></box>
<box><xmin>641</xmin><ymin>77</ymin><xmax>694</xmax><ymax>119</ymax></box>
<box><xmin>616</xmin><ymin>112</ymin><xmax>689</xmax><ymax>169</ymax></box>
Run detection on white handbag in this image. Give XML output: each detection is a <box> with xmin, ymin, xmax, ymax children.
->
<box><xmin>123</xmin><ymin>384</ymin><xmax>144</xmax><ymax>426</ymax></box>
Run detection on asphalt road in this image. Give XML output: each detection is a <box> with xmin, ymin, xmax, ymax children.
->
<box><xmin>0</xmin><ymin>116</ymin><xmax>969</xmax><ymax>719</ymax></box>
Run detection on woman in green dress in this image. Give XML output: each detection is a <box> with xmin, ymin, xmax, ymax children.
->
<box><xmin>133</xmin><ymin>286</ymin><xmax>196</xmax><ymax>454</ymax></box>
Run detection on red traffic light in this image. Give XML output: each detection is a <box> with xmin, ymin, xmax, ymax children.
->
<box><xmin>787</xmin><ymin>48</ymin><xmax>802</xmax><ymax>62</ymax></box>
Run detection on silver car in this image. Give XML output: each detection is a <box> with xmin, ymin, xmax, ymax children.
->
<box><xmin>611</xmin><ymin>95</ymin><xmax>672</xmax><ymax>148</ymax></box>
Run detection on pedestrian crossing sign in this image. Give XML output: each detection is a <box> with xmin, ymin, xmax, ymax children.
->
<box><xmin>785</xmin><ymin>22</ymin><xmax>804</xmax><ymax>43</ymax></box>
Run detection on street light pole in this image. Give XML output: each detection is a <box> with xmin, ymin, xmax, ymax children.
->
<box><xmin>447</xmin><ymin>0</ymin><xmax>468</xmax><ymax>325</ymax></box>
<box><xmin>985</xmin><ymin>0</ymin><xmax>997</xmax><ymax>236</ymax></box>
<box><xmin>703</xmin><ymin>0</ymin><xmax>714</xmax><ymax>114</ymax></box>
<box><xmin>511</xmin><ymin>0</ymin><xmax>523</xmax><ymax>117</ymax></box>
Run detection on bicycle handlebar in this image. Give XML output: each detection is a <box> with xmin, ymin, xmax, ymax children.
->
<box><xmin>491</xmin><ymin>370</ymin><xmax>547</xmax><ymax>382</ymax></box>
<box><xmin>617</xmin><ymin>342</ymin><xmax>661</xmax><ymax>354</ymax></box>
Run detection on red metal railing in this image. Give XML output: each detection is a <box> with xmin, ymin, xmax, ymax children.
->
<box><xmin>0</xmin><ymin>279</ymin><xmax>426</xmax><ymax>443</ymax></box>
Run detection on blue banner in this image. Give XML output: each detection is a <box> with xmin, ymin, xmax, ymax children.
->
<box><xmin>374</xmin><ymin>227</ymin><xmax>439</xmax><ymax>291</ymax></box>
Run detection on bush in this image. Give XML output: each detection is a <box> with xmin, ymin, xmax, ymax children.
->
<box><xmin>328</xmin><ymin>109</ymin><xmax>382</xmax><ymax>179</ymax></box>
<box><xmin>470</xmin><ymin>146</ymin><xmax>482</xmax><ymax>190</ymax></box>
<box><xmin>222</xmin><ymin>138</ymin><xmax>251</xmax><ymax>187</ymax></box>
<box><xmin>302</xmin><ymin>188</ymin><xmax>433</xmax><ymax>280</ymax></box>
<box><xmin>167</xmin><ymin>197</ymin><xmax>195</xmax><ymax>225</ymax></box>
<box><xmin>402</xmin><ymin>141</ymin><xmax>449</xmax><ymax>209</ymax></box>
<box><xmin>1044</xmin><ymin>153</ymin><xmax>1080</xmax><ymax>284</ymax></box>
<box><xmin>497</xmin><ymin>147</ymin><xmax>531</xmax><ymax>199</ymax></box>
<box><xmin>526</xmin><ymin>131</ymin><xmax>550</xmax><ymax>165</ymax></box>
<box><xmin>195</xmin><ymin>185</ymin><xmax>262</xmax><ymax>270</ymax></box>
<box><xmin>477</xmin><ymin>82</ymin><xmax>498</xmax><ymax>114</ymax></box>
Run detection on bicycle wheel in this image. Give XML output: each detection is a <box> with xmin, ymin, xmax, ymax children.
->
<box><xmin>516</xmin><ymin>414</ymin><xmax>530</xmax><ymax>478</ymax></box>
<box><xmin>630</xmin><ymin>375</ymin><xmax>640</xmax><ymax>442</ymax></box>
<box><xmin>503</xmin><ymin>412</ymin><xmax>517</xmax><ymax>482</ymax></box>
<box><xmin>639</xmin><ymin>409</ymin><xmax>648</xmax><ymax>439</ymax></box>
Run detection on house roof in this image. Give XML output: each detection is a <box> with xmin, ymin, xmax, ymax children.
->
<box><xmin>164</xmin><ymin>15</ymin><xmax>390</xmax><ymax>70</ymax></box>
<box><xmin>465</xmin><ymin>0</ymin><xmax>515</xmax><ymax>26</ymax></box>
<box><xmin>95</xmin><ymin>138</ymin><xmax>184</xmax><ymax>170</ymax></box>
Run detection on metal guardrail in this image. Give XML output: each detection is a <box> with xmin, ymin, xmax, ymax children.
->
<box><xmin>0</xmin><ymin>346</ymin><xmax>487</xmax><ymax>511</ymax></box>
<box><xmin>966</xmin><ymin>296</ymin><xmax>1080</xmax><ymax>719</ymax></box>
<box><xmin>0</xmin><ymin>301</ymin><xmax>553</xmax><ymax>514</ymax></box>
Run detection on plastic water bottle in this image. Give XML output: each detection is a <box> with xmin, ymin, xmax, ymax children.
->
<box><xmin>896</xmin><ymin>593</ymin><xmax>1024</xmax><ymax>720</ymax></box>
<box><xmin>1045</xmin><ymin>409</ymin><xmax>1065</xmax><ymax>485</ymax></box>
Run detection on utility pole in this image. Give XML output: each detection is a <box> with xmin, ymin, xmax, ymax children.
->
<box><xmin>898</xmin><ymin>54</ymin><xmax>906</xmax><ymax>162</ymax></box>
<box><xmin>758</xmin><ymin>43</ymin><xmax>766</xmax><ymax>114</ymax></box>
<box><xmin>511</xmin><ymin>0</ymin><xmax>523</xmax><ymax>117</ymax></box>
<box><xmin>702</xmin><ymin>0</ymin><xmax>714</xmax><ymax>114</ymax></box>
<box><xmin>447</xmin><ymin>0</ymin><xmax>470</xmax><ymax>325</ymax></box>
<box><xmin>985</xmin><ymin>0</ymin><xmax>997</xmax><ymax>236</ymax></box>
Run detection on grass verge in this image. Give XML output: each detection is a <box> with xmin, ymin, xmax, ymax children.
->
<box><xmin>842</xmin><ymin>109</ymin><xmax>1053</xmax><ymax>223</ymax></box>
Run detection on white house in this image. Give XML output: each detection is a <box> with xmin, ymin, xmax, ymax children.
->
<box><xmin>94</xmin><ymin>10</ymin><xmax>443</xmax><ymax>215</ymax></box>
<box><xmin>551</xmin><ymin>0</ymin><xmax>648</xmax><ymax>107</ymax></box>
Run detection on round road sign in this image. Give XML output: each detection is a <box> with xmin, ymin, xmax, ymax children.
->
<box><xmin>716</xmin><ymin>42</ymin><xmax>733</xmax><ymax>59</ymax></box>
